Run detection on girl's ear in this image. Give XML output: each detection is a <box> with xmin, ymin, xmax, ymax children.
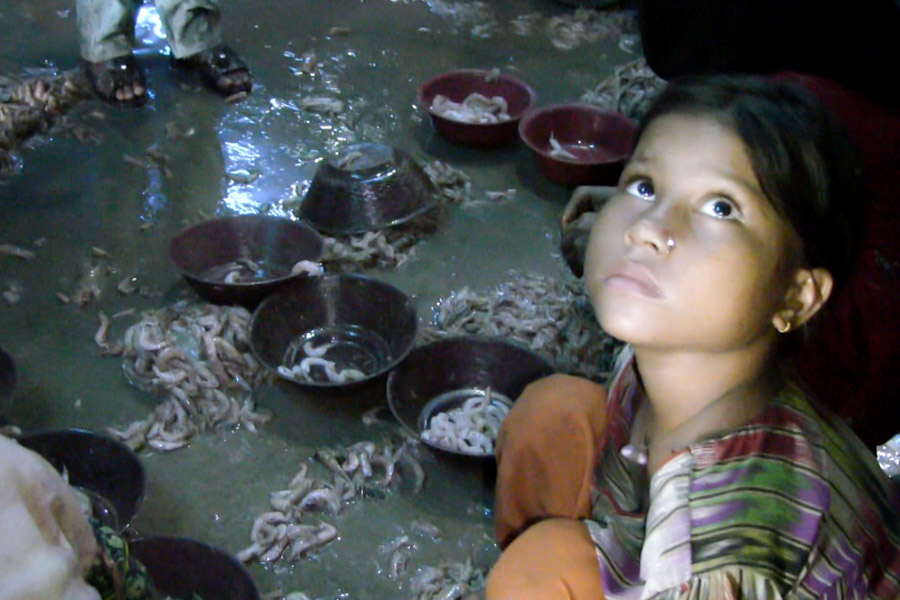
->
<box><xmin>772</xmin><ymin>268</ymin><xmax>834</xmax><ymax>334</ymax></box>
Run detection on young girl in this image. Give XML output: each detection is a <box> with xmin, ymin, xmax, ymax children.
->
<box><xmin>487</xmin><ymin>76</ymin><xmax>900</xmax><ymax>599</ymax></box>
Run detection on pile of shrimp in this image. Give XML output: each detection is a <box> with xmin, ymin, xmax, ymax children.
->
<box><xmin>580</xmin><ymin>58</ymin><xmax>667</xmax><ymax>121</ymax></box>
<box><xmin>430</xmin><ymin>93</ymin><xmax>511</xmax><ymax>124</ymax></box>
<box><xmin>421</xmin><ymin>272</ymin><xmax>622</xmax><ymax>382</ymax></box>
<box><xmin>237</xmin><ymin>438</ymin><xmax>425</xmax><ymax>564</ymax></box>
<box><xmin>1</xmin><ymin>68</ymin><xmax>91</xmax><ymax>174</ymax></box>
<box><xmin>421</xmin><ymin>390</ymin><xmax>510</xmax><ymax>455</ymax></box>
<box><xmin>545</xmin><ymin>7</ymin><xmax>638</xmax><ymax>51</ymax></box>
<box><xmin>409</xmin><ymin>558</ymin><xmax>487</xmax><ymax>600</ymax></box>
<box><xmin>106</xmin><ymin>301</ymin><xmax>271</xmax><ymax>451</ymax></box>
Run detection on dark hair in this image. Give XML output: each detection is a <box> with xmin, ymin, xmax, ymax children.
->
<box><xmin>636</xmin><ymin>75</ymin><xmax>864</xmax><ymax>289</ymax></box>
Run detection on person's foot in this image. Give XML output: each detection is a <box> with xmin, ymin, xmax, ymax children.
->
<box><xmin>85</xmin><ymin>54</ymin><xmax>148</xmax><ymax>106</ymax></box>
<box><xmin>177</xmin><ymin>43</ymin><xmax>252</xmax><ymax>97</ymax></box>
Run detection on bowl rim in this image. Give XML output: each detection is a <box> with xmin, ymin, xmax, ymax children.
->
<box><xmin>17</xmin><ymin>427</ymin><xmax>146</xmax><ymax>530</ymax></box>
<box><xmin>417</xmin><ymin>68</ymin><xmax>538</xmax><ymax>125</ymax></box>
<box><xmin>300</xmin><ymin>144</ymin><xmax>440</xmax><ymax>236</ymax></box>
<box><xmin>129</xmin><ymin>535</ymin><xmax>260</xmax><ymax>600</ymax></box>
<box><xmin>518</xmin><ymin>102</ymin><xmax>636</xmax><ymax>164</ymax></box>
<box><xmin>168</xmin><ymin>214</ymin><xmax>325</xmax><ymax>288</ymax></box>
<box><xmin>385</xmin><ymin>334</ymin><xmax>555</xmax><ymax>458</ymax></box>
<box><xmin>0</xmin><ymin>345</ymin><xmax>16</xmax><ymax>418</ymax></box>
<box><xmin>248</xmin><ymin>272</ymin><xmax>419</xmax><ymax>389</ymax></box>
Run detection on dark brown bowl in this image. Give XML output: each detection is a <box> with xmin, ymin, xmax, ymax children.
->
<box><xmin>18</xmin><ymin>428</ymin><xmax>145</xmax><ymax>531</ymax></box>
<box><xmin>131</xmin><ymin>536</ymin><xmax>259</xmax><ymax>600</ymax></box>
<box><xmin>386</xmin><ymin>336</ymin><xmax>555</xmax><ymax>459</ymax></box>
<box><xmin>418</xmin><ymin>69</ymin><xmax>537</xmax><ymax>146</ymax></box>
<box><xmin>249</xmin><ymin>273</ymin><xmax>418</xmax><ymax>389</ymax></box>
<box><xmin>300</xmin><ymin>142</ymin><xmax>439</xmax><ymax>236</ymax></box>
<box><xmin>519</xmin><ymin>103</ymin><xmax>636</xmax><ymax>185</ymax></box>
<box><xmin>169</xmin><ymin>215</ymin><xmax>324</xmax><ymax>307</ymax></box>
<box><xmin>0</xmin><ymin>345</ymin><xmax>15</xmax><ymax>419</ymax></box>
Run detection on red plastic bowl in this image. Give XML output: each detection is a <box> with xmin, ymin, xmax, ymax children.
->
<box><xmin>418</xmin><ymin>69</ymin><xmax>537</xmax><ymax>147</ymax></box>
<box><xmin>519</xmin><ymin>103</ymin><xmax>637</xmax><ymax>186</ymax></box>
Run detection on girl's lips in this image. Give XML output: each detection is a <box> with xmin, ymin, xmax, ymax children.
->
<box><xmin>602</xmin><ymin>263</ymin><xmax>664</xmax><ymax>298</ymax></box>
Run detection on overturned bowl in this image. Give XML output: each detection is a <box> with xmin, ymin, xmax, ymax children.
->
<box><xmin>0</xmin><ymin>345</ymin><xmax>15</xmax><ymax>420</ymax></box>
<box><xmin>169</xmin><ymin>215</ymin><xmax>325</xmax><ymax>307</ymax></box>
<box><xmin>131</xmin><ymin>536</ymin><xmax>259</xmax><ymax>600</ymax></box>
<box><xmin>419</xmin><ymin>68</ymin><xmax>537</xmax><ymax>147</ymax></box>
<box><xmin>300</xmin><ymin>142</ymin><xmax>439</xmax><ymax>236</ymax></box>
<box><xmin>18</xmin><ymin>428</ymin><xmax>145</xmax><ymax>531</ymax></box>
<box><xmin>387</xmin><ymin>336</ymin><xmax>555</xmax><ymax>458</ymax></box>
<box><xmin>250</xmin><ymin>273</ymin><xmax>418</xmax><ymax>389</ymax></box>
<box><xmin>519</xmin><ymin>103</ymin><xmax>636</xmax><ymax>186</ymax></box>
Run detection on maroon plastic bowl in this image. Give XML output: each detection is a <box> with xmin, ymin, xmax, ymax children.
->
<box><xmin>130</xmin><ymin>536</ymin><xmax>259</xmax><ymax>600</ymax></box>
<box><xmin>169</xmin><ymin>215</ymin><xmax>324</xmax><ymax>307</ymax></box>
<box><xmin>418</xmin><ymin>69</ymin><xmax>537</xmax><ymax>147</ymax></box>
<box><xmin>519</xmin><ymin>103</ymin><xmax>637</xmax><ymax>186</ymax></box>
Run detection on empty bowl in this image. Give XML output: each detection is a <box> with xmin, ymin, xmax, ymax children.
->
<box><xmin>130</xmin><ymin>536</ymin><xmax>259</xmax><ymax>600</ymax></box>
<box><xmin>386</xmin><ymin>336</ymin><xmax>556</xmax><ymax>458</ymax></box>
<box><xmin>519</xmin><ymin>103</ymin><xmax>636</xmax><ymax>185</ymax></box>
<box><xmin>0</xmin><ymin>345</ymin><xmax>15</xmax><ymax>420</ymax></box>
<box><xmin>18</xmin><ymin>428</ymin><xmax>145</xmax><ymax>531</ymax></box>
<box><xmin>169</xmin><ymin>215</ymin><xmax>325</xmax><ymax>307</ymax></box>
<box><xmin>418</xmin><ymin>69</ymin><xmax>537</xmax><ymax>146</ymax></box>
<box><xmin>300</xmin><ymin>142</ymin><xmax>439</xmax><ymax>236</ymax></box>
<box><xmin>249</xmin><ymin>273</ymin><xmax>418</xmax><ymax>389</ymax></box>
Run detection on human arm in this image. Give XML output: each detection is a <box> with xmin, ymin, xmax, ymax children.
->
<box><xmin>560</xmin><ymin>186</ymin><xmax>615</xmax><ymax>277</ymax></box>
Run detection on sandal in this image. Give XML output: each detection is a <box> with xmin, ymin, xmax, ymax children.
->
<box><xmin>85</xmin><ymin>54</ymin><xmax>148</xmax><ymax>107</ymax></box>
<box><xmin>176</xmin><ymin>43</ymin><xmax>252</xmax><ymax>97</ymax></box>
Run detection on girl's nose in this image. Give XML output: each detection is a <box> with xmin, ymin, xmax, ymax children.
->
<box><xmin>624</xmin><ymin>211</ymin><xmax>677</xmax><ymax>256</ymax></box>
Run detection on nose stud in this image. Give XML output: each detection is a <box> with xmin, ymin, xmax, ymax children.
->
<box><xmin>664</xmin><ymin>236</ymin><xmax>676</xmax><ymax>255</ymax></box>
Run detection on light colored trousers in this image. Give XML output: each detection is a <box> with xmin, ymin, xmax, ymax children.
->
<box><xmin>76</xmin><ymin>0</ymin><xmax>223</xmax><ymax>62</ymax></box>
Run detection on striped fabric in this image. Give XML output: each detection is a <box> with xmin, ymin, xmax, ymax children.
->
<box><xmin>587</xmin><ymin>357</ymin><xmax>900</xmax><ymax>599</ymax></box>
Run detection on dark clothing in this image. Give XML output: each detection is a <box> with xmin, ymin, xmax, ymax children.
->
<box><xmin>636</xmin><ymin>0</ymin><xmax>900</xmax><ymax>107</ymax></box>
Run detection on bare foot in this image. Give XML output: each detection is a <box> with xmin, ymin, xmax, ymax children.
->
<box><xmin>178</xmin><ymin>43</ymin><xmax>253</xmax><ymax>97</ymax></box>
<box><xmin>85</xmin><ymin>55</ymin><xmax>148</xmax><ymax>106</ymax></box>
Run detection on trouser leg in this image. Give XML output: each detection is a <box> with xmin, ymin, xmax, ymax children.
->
<box><xmin>76</xmin><ymin>0</ymin><xmax>140</xmax><ymax>62</ymax></box>
<box><xmin>153</xmin><ymin>0</ymin><xmax>223</xmax><ymax>59</ymax></box>
<box><xmin>493</xmin><ymin>374</ymin><xmax>607</xmax><ymax>548</ymax></box>
<box><xmin>486</xmin><ymin>518</ymin><xmax>606</xmax><ymax>600</ymax></box>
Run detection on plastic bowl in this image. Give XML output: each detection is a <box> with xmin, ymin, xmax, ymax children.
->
<box><xmin>18</xmin><ymin>428</ymin><xmax>145</xmax><ymax>531</ymax></box>
<box><xmin>418</xmin><ymin>69</ymin><xmax>537</xmax><ymax>146</ymax></box>
<box><xmin>386</xmin><ymin>336</ymin><xmax>555</xmax><ymax>459</ymax></box>
<box><xmin>519</xmin><ymin>103</ymin><xmax>636</xmax><ymax>185</ymax></box>
<box><xmin>300</xmin><ymin>142</ymin><xmax>439</xmax><ymax>236</ymax></box>
<box><xmin>0</xmin><ymin>345</ymin><xmax>15</xmax><ymax>419</ymax></box>
<box><xmin>130</xmin><ymin>536</ymin><xmax>260</xmax><ymax>600</ymax></box>
<box><xmin>249</xmin><ymin>273</ymin><xmax>418</xmax><ymax>390</ymax></box>
<box><xmin>169</xmin><ymin>215</ymin><xmax>325</xmax><ymax>307</ymax></box>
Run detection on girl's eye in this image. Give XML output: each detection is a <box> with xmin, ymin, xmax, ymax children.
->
<box><xmin>624</xmin><ymin>178</ymin><xmax>655</xmax><ymax>201</ymax></box>
<box><xmin>700</xmin><ymin>196</ymin><xmax>740</xmax><ymax>220</ymax></box>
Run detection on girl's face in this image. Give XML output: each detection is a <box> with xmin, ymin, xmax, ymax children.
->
<box><xmin>584</xmin><ymin>113</ymin><xmax>801</xmax><ymax>352</ymax></box>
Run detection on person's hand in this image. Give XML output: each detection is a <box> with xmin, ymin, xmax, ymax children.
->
<box><xmin>559</xmin><ymin>186</ymin><xmax>616</xmax><ymax>277</ymax></box>
<box><xmin>0</xmin><ymin>434</ymin><xmax>100</xmax><ymax>600</ymax></box>
<box><xmin>559</xmin><ymin>185</ymin><xmax>616</xmax><ymax>230</ymax></box>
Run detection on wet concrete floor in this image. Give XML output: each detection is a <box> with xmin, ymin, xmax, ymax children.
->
<box><xmin>0</xmin><ymin>1</ymin><xmax>636</xmax><ymax>597</ymax></box>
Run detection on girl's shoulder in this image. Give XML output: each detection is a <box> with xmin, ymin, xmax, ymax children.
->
<box><xmin>682</xmin><ymin>382</ymin><xmax>900</xmax><ymax>597</ymax></box>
